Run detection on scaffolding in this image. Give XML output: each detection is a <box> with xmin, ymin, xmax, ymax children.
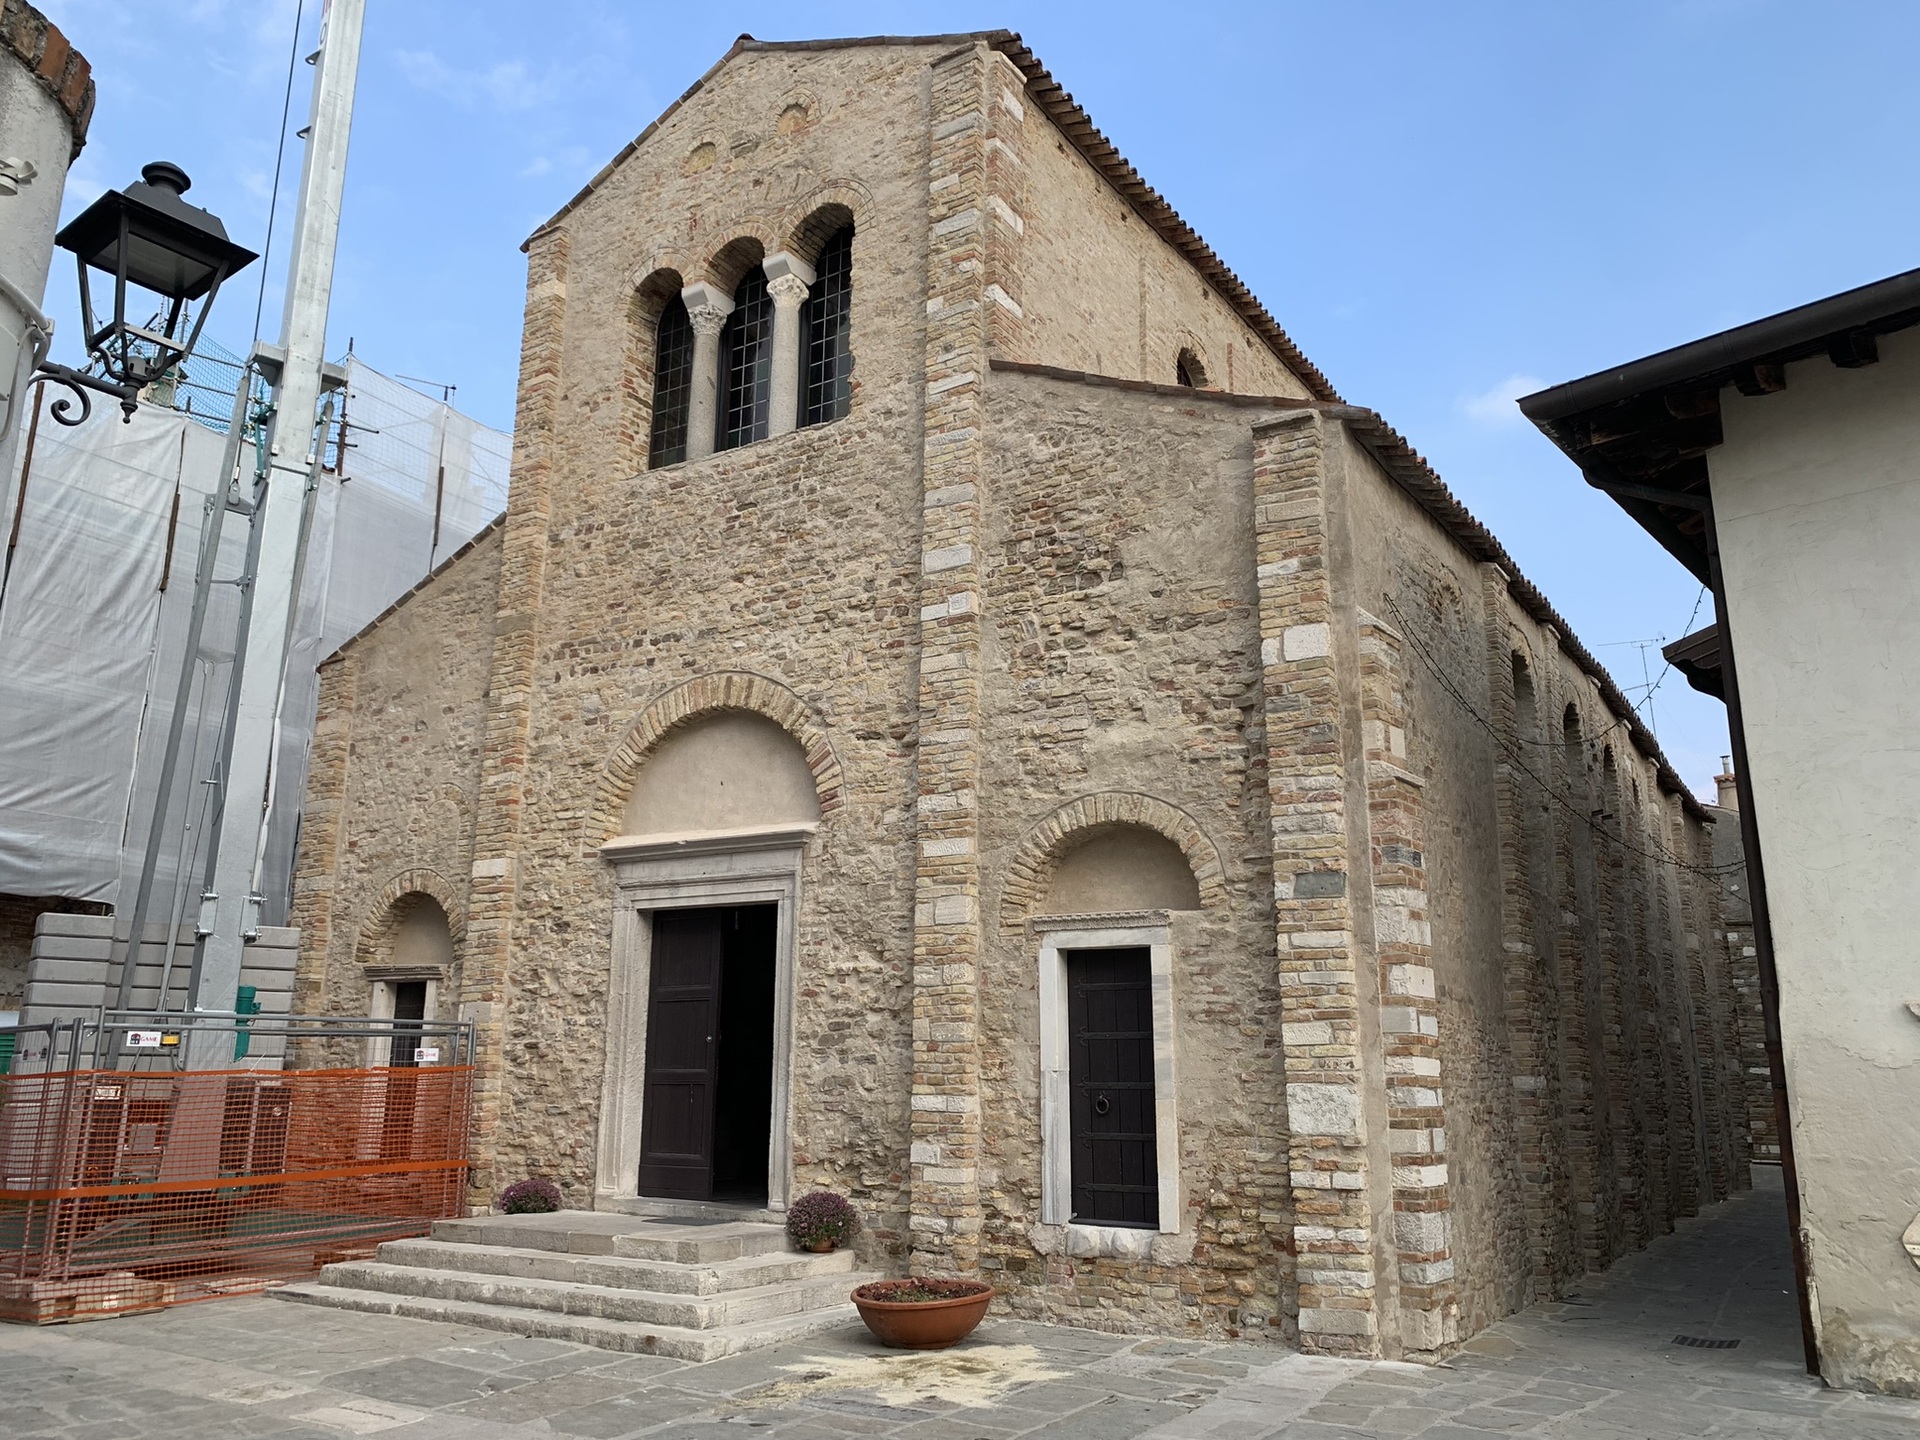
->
<box><xmin>0</xmin><ymin>356</ymin><xmax>509</xmax><ymax>932</ymax></box>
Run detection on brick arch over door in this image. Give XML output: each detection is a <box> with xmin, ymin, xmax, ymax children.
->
<box><xmin>999</xmin><ymin>792</ymin><xmax>1228</xmax><ymax>932</ymax></box>
<box><xmin>355</xmin><ymin>867</ymin><xmax>468</xmax><ymax>967</ymax></box>
<box><xmin>590</xmin><ymin>671</ymin><xmax>844</xmax><ymax>843</ymax></box>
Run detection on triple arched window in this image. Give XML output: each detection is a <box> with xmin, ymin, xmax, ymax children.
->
<box><xmin>646</xmin><ymin>223</ymin><xmax>854</xmax><ymax>469</ymax></box>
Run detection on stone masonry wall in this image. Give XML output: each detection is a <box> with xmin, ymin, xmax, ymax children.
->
<box><xmin>1337</xmin><ymin>428</ymin><xmax>1748</xmax><ymax>1342</ymax></box>
<box><xmin>976</xmin><ymin>374</ymin><xmax>1289</xmax><ymax>1340</ymax></box>
<box><xmin>456</xmin><ymin>44</ymin><xmax>947</xmax><ymax>1244</ymax></box>
<box><xmin>287</xmin><ymin>523</ymin><xmax>503</xmax><ymax>1020</ymax></box>
<box><xmin>1006</xmin><ymin>99</ymin><xmax>1311</xmax><ymax>398</ymax></box>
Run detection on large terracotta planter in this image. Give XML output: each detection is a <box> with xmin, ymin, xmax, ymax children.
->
<box><xmin>851</xmin><ymin>1278</ymin><xmax>993</xmax><ymax>1349</ymax></box>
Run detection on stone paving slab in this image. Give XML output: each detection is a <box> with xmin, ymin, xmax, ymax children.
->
<box><xmin>5</xmin><ymin>1169</ymin><xmax>1920</xmax><ymax>1437</ymax></box>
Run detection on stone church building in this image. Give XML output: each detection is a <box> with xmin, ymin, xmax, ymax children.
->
<box><xmin>291</xmin><ymin>33</ymin><xmax>1753</xmax><ymax>1359</ymax></box>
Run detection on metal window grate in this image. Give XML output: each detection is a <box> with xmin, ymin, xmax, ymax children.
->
<box><xmin>648</xmin><ymin>297</ymin><xmax>694</xmax><ymax>468</ymax></box>
<box><xmin>718</xmin><ymin>269</ymin><xmax>774</xmax><ymax>450</ymax></box>
<box><xmin>802</xmin><ymin>227</ymin><xmax>854</xmax><ymax>427</ymax></box>
<box><xmin>1672</xmin><ymin>1335</ymin><xmax>1741</xmax><ymax>1349</ymax></box>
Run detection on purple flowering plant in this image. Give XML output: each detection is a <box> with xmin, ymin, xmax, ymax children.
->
<box><xmin>786</xmin><ymin>1190</ymin><xmax>859</xmax><ymax>1249</ymax></box>
<box><xmin>498</xmin><ymin>1177</ymin><xmax>563</xmax><ymax>1215</ymax></box>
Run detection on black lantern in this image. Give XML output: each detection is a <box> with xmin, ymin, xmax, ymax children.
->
<box><xmin>39</xmin><ymin>162</ymin><xmax>257</xmax><ymax>423</ymax></box>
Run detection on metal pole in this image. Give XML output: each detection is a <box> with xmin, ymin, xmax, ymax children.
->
<box><xmin>186</xmin><ymin>0</ymin><xmax>364</xmax><ymax>1065</ymax></box>
<box><xmin>112</xmin><ymin>375</ymin><xmax>253</xmax><ymax>1029</ymax></box>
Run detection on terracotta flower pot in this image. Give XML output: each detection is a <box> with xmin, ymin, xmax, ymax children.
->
<box><xmin>851</xmin><ymin>1278</ymin><xmax>993</xmax><ymax>1350</ymax></box>
<box><xmin>809</xmin><ymin>1239</ymin><xmax>837</xmax><ymax>1253</ymax></box>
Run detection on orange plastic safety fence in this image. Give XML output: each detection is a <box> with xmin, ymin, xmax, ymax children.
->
<box><xmin>0</xmin><ymin>1065</ymin><xmax>470</xmax><ymax>1323</ymax></box>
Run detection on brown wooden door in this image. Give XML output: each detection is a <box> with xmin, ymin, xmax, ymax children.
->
<box><xmin>637</xmin><ymin>910</ymin><xmax>724</xmax><ymax>1199</ymax></box>
<box><xmin>1067</xmin><ymin>947</ymin><xmax>1159</xmax><ymax>1227</ymax></box>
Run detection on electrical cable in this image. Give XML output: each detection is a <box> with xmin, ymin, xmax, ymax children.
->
<box><xmin>251</xmin><ymin>0</ymin><xmax>307</xmax><ymax>347</ymax></box>
<box><xmin>1379</xmin><ymin>592</ymin><xmax>1743</xmax><ymax>881</ymax></box>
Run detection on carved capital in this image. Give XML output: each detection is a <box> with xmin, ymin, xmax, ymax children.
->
<box><xmin>766</xmin><ymin>273</ymin><xmax>811</xmax><ymax>308</ymax></box>
<box><xmin>680</xmin><ymin>281</ymin><xmax>733</xmax><ymax>337</ymax></box>
<box><xmin>762</xmin><ymin>250</ymin><xmax>817</xmax><ymax>290</ymax></box>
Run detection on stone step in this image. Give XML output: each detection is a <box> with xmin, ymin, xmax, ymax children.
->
<box><xmin>371</xmin><ymin>1237</ymin><xmax>854</xmax><ymax>1296</ymax></box>
<box><xmin>268</xmin><ymin>1281</ymin><xmax>863</xmax><ymax>1361</ymax></box>
<box><xmin>594</xmin><ymin>1194</ymin><xmax>781</xmax><ymax>1224</ymax></box>
<box><xmin>315</xmin><ymin>1259</ymin><xmax>876</xmax><ymax>1331</ymax></box>
<box><xmin>431</xmin><ymin>1210</ymin><xmax>790</xmax><ymax>1264</ymax></box>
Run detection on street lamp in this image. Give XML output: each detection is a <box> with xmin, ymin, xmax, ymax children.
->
<box><xmin>39</xmin><ymin>161</ymin><xmax>256</xmax><ymax>424</ymax></box>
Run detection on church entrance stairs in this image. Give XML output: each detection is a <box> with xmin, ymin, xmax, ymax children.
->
<box><xmin>268</xmin><ymin>1207</ymin><xmax>876</xmax><ymax>1360</ymax></box>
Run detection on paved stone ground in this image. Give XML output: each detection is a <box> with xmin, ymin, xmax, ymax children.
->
<box><xmin>5</xmin><ymin>1169</ymin><xmax>1918</xmax><ymax>1438</ymax></box>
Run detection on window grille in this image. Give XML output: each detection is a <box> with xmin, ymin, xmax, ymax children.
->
<box><xmin>648</xmin><ymin>297</ymin><xmax>694</xmax><ymax>468</ymax></box>
<box><xmin>802</xmin><ymin>226</ymin><xmax>854</xmax><ymax>427</ymax></box>
<box><xmin>719</xmin><ymin>268</ymin><xmax>774</xmax><ymax>450</ymax></box>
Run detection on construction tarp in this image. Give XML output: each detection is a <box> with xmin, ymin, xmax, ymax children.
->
<box><xmin>0</xmin><ymin>359</ymin><xmax>508</xmax><ymax>923</ymax></box>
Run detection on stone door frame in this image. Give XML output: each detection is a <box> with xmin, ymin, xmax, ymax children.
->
<box><xmin>597</xmin><ymin>823</ymin><xmax>814</xmax><ymax>1210</ymax></box>
<box><xmin>1033</xmin><ymin>912</ymin><xmax>1182</xmax><ymax>1238</ymax></box>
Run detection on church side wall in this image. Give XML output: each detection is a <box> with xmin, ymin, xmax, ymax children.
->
<box><xmin>290</xmin><ymin>524</ymin><xmax>505</xmax><ymax>1018</ymax></box>
<box><xmin>1336</xmin><ymin>435</ymin><xmax>1745</xmax><ymax>1339</ymax></box>
<box><xmin>1002</xmin><ymin>93</ymin><xmax>1313</xmax><ymax>398</ymax></box>
<box><xmin>976</xmin><ymin>372</ymin><xmax>1290</xmax><ymax>1340</ymax></box>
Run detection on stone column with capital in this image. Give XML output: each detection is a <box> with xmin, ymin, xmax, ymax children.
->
<box><xmin>762</xmin><ymin>251</ymin><xmax>816</xmax><ymax>437</ymax></box>
<box><xmin>680</xmin><ymin>281</ymin><xmax>731</xmax><ymax>461</ymax></box>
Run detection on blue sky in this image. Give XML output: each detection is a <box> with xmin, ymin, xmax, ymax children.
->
<box><xmin>38</xmin><ymin>1</ymin><xmax>1920</xmax><ymax>795</ymax></box>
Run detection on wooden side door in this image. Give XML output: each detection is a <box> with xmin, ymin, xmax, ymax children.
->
<box><xmin>637</xmin><ymin>909</ymin><xmax>723</xmax><ymax>1199</ymax></box>
<box><xmin>1066</xmin><ymin>947</ymin><xmax>1160</xmax><ymax>1227</ymax></box>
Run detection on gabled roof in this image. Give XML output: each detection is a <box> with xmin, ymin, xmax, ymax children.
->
<box><xmin>523</xmin><ymin>31</ymin><xmax>1342</xmax><ymax>404</ymax></box>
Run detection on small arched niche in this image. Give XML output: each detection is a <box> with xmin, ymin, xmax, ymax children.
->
<box><xmin>388</xmin><ymin>894</ymin><xmax>455</xmax><ymax>970</ymax></box>
<box><xmin>1042</xmin><ymin>823</ymin><xmax>1202</xmax><ymax>914</ymax></box>
<box><xmin>622</xmin><ymin>710</ymin><xmax>821</xmax><ymax>837</ymax></box>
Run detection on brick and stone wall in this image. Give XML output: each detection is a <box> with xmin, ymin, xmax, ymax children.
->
<box><xmin>290</xmin><ymin>33</ymin><xmax>1751</xmax><ymax>1359</ymax></box>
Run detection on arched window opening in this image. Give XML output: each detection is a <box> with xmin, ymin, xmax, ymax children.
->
<box><xmin>718</xmin><ymin>268</ymin><xmax>774</xmax><ymax>450</ymax></box>
<box><xmin>648</xmin><ymin>296</ymin><xmax>694</xmax><ymax>468</ymax></box>
<box><xmin>1175</xmin><ymin>347</ymin><xmax>1208</xmax><ymax>389</ymax></box>
<box><xmin>801</xmin><ymin>225</ymin><xmax>854</xmax><ymax>426</ymax></box>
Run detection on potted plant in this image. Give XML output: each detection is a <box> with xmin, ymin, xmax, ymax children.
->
<box><xmin>851</xmin><ymin>1277</ymin><xmax>995</xmax><ymax>1349</ymax></box>
<box><xmin>497</xmin><ymin>1177</ymin><xmax>562</xmax><ymax>1214</ymax></box>
<box><xmin>786</xmin><ymin>1190</ymin><xmax>859</xmax><ymax>1253</ymax></box>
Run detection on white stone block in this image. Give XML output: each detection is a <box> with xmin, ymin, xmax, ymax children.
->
<box><xmin>1392</xmin><ymin>1162</ymin><xmax>1449</xmax><ymax>1189</ymax></box>
<box><xmin>1394</xmin><ymin>1209</ymin><xmax>1450</xmax><ymax>1253</ymax></box>
<box><xmin>1282</xmin><ymin>1021</ymin><xmax>1333</xmax><ymax>1047</ymax></box>
<box><xmin>1287</xmin><ymin>1083</ymin><xmax>1363</xmax><ymax>1140</ymax></box>
<box><xmin>1283</xmin><ymin>623</ymin><xmax>1331</xmax><ymax>660</ymax></box>
<box><xmin>923</xmin><ymin>542</ymin><xmax>973</xmax><ymax>573</ymax></box>
<box><xmin>1298</xmin><ymin>1307</ymin><xmax>1377</xmax><ymax>1336</ymax></box>
<box><xmin>1386</xmin><ymin>964</ymin><xmax>1435</xmax><ymax>998</ymax></box>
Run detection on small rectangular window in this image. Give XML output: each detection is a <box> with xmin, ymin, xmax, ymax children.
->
<box><xmin>1066</xmin><ymin>947</ymin><xmax>1159</xmax><ymax>1227</ymax></box>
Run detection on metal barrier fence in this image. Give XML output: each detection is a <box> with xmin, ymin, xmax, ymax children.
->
<box><xmin>0</xmin><ymin>1012</ymin><xmax>473</xmax><ymax>1323</ymax></box>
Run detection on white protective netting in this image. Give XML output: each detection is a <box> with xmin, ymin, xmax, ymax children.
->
<box><xmin>0</xmin><ymin>358</ymin><xmax>509</xmax><ymax>925</ymax></box>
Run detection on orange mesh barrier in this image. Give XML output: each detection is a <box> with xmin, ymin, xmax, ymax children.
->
<box><xmin>0</xmin><ymin>1064</ymin><xmax>470</xmax><ymax>1322</ymax></box>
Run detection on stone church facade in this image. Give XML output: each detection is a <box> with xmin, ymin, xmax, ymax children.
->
<box><xmin>290</xmin><ymin>33</ymin><xmax>1752</xmax><ymax>1359</ymax></box>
